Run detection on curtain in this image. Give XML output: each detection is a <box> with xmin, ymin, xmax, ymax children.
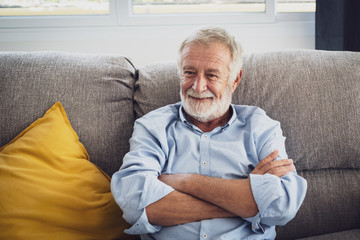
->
<box><xmin>316</xmin><ymin>0</ymin><xmax>360</xmax><ymax>51</ymax></box>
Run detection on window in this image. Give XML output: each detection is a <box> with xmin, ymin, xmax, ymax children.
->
<box><xmin>0</xmin><ymin>0</ymin><xmax>110</xmax><ymax>16</ymax></box>
<box><xmin>130</xmin><ymin>0</ymin><xmax>316</xmax><ymax>15</ymax></box>
<box><xmin>119</xmin><ymin>0</ymin><xmax>276</xmax><ymax>25</ymax></box>
<box><xmin>0</xmin><ymin>0</ymin><xmax>315</xmax><ymax>28</ymax></box>
<box><xmin>131</xmin><ymin>0</ymin><xmax>266</xmax><ymax>15</ymax></box>
<box><xmin>0</xmin><ymin>0</ymin><xmax>115</xmax><ymax>28</ymax></box>
<box><xmin>277</xmin><ymin>0</ymin><xmax>316</xmax><ymax>13</ymax></box>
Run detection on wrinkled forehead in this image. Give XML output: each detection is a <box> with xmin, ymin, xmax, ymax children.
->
<box><xmin>181</xmin><ymin>39</ymin><xmax>231</xmax><ymax>55</ymax></box>
<box><xmin>180</xmin><ymin>42</ymin><xmax>232</xmax><ymax>70</ymax></box>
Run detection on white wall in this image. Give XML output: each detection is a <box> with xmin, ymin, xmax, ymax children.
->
<box><xmin>0</xmin><ymin>19</ymin><xmax>315</xmax><ymax>67</ymax></box>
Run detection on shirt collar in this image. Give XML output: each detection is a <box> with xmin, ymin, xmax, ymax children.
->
<box><xmin>179</xmin><ymin>105</ymin><xmax>191</xmax><ymax>126</ymax></box>
<box><xmin>179</xmin><ymin>104</ymin><xmax>237</xmax><ymax>130</ymax></box>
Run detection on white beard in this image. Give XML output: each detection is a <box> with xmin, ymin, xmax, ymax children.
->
<box><xmin>180</xmin><ymin>84</ymin><xmax>233</xmax><ymax>123</ymax></box>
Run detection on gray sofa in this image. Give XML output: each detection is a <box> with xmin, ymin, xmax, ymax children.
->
<box><xmin>0</xmin><ymin>50</ymin><xmax>359</xmax><ymax>239</ymax></box>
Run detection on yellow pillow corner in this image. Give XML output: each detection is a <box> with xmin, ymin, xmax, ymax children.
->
<box><xmin>0</xmin><ymin>102</ymin><xmax>134</xmax><ymax>240</ymax></box>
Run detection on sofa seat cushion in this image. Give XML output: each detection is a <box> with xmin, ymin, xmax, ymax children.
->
<box><xmin>0</xmin><ymin>102</ymin><xmax>134</xmax><ymax>240</ymax></box>
<box><xmin>276</xmin><ymin>169</ymin><xmax>360</xmax><ymax>239</ymax></box>
<box><xmin>296</xmin><ymin>229</ymin><xmax>360</xmax><ymax>240</ymax></box>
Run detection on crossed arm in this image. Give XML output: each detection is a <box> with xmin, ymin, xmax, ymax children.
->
<box><xmin>146</xmin><ymin>150</ymin><xmax>295</xmax><ymax>226</ymax></box>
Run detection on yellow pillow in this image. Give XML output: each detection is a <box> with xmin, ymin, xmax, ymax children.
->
<box><xmin>0</xmin><ymin>102</ymin><xmax>135</xmax><ymax>240</ymax></box>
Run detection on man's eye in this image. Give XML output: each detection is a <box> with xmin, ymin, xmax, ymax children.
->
<box><xmin>184</xmin><ymin>71</ymin><xmax>195</xmax><ymax>75</ymax></box>
<box><xmin>207</xmin><ymin>74</ymin><xmax>218</xmax><ymax>79</ymax></box>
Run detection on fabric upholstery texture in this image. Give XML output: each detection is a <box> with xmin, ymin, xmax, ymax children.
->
<box><xmin>0</xmin><ymin>52</ymin><xmax>136</xmax><ymax>176</ymax></box>
<box><xmin>0</xmin><ymin>102</ymin><xmax>134</xmax><ymax>240</ymax></box>
<box><xmin>276</xmin><ymin>169</ymin><xmax>360</xmax><ymax>239</ymax></box>
<box><xmin>297</xmin><ymin>229</ymin><xmax>360</xmax><ymax>240</ymax></box>
<box><xmin>235</xmin><ymin>50</ymin><xmax>360</xmax><ymax>238</ymax></box>
<box><xmin>134</xmin><ymin>60</ymin><xmax>180</xmax><ymax>118</ymax></box>
<box><xmin>234</xmin><ymin>50</ymin><xmax>360</xmax><ymax>172</ymax></box>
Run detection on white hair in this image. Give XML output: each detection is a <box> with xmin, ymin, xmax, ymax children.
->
<box><xmin>178</xmin><ymin>26</ymin><xmax>244</xmax><ymax>82</ymax></box>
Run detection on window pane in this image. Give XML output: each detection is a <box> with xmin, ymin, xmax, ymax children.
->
<box><xmin>0</xmin><ymin>0</ymin><xmax>109</xmax><ymax>17</ymax></box>
<box><xmin>132</xmin><ymin>0</ymin><xmax>266</xmax><ymax>15</ymax></box>
<box><xmin>277</xmin><ymin>0</ymin><xmax>316</xmax><ymax>12</ymax></box>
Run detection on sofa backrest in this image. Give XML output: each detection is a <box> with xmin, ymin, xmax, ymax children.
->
<box><xmin>135</xmin><ymin>50</ymin><xmax>360</xmax><ymax>239</ymax></box>
<box><xmin>1</xmin><ymin>50</ymin><xmax>359</xmax><ymax>239</ymax></box>
<box><xmin>0</xmin><ymin>52</ymin><xmax>136</xmax><ymax>176</ymax></box>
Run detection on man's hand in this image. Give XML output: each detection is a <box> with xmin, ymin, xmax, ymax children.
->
<box><xmin>251</xmin><ymin>150</ymin><xmax>295</xmax><ymax>177</ymax></box>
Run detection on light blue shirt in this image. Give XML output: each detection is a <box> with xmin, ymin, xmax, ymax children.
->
<box><xmin>111</xmin><ymin>102</ymin><xmax>307</xmax><ymax>240</ymax></box>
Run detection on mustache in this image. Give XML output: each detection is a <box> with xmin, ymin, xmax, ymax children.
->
<box><xmin>186</xmin><ymin>89</ymin><xmax>215</xmax><ymax>99</ymax></box>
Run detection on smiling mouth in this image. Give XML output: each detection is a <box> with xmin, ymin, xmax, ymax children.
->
<box><xmin>189</xmin><ymin>96</ymin><xmax>213</xmax><ymax>101</ymax></box>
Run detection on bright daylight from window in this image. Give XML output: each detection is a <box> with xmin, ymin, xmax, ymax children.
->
<box><xmin>132</xmin><ymin>0</ymin><xmax>316</xmax><ymax>15</ymax></box>
<box><xmin>0</xmin><ymin>0</ymin><xmax>315</xmax><ymax>17</ymax></box>
<box><xmin>0</xmin><ymin>0</ymin><xmax>109</xmax><ymax>16</ymax></box>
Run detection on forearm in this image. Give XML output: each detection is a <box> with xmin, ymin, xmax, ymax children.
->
<box><xmin>146</xmin><ymin>190</ymin><xmax>235</xmax><ymax>226</ymax></box>
<box><xmin>158</xmin><ymin>151</ymin><xmax>298</xmax><ymax>219</ymax></box>
<box><xmin>159</xmin><ymin>174</ymin><xmax>259</xmax><ymax>218</ymax></box>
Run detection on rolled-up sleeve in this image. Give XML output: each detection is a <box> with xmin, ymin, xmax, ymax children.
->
<box><xmin>111</xmin><ymin>119</ymin><xmax>174</xmax><ymax>235</ymax></box>
<box><xmin>246</xmin><ymin>172</ymin><xmax>307</xmax><ymax>232</ymax></box>
<box><xmin>244</xmin><ymin>109</ymin><xmax>308</xmax><ymax>233</ymax></box>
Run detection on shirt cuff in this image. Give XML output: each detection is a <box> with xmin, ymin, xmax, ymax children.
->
<box><xmin>244</xmin><ymin>212</ymin><xmax>266</xmax><ymax>234</ymax></box>
<box><xmin>245</xmin><ymin>173</ymin><xmax>284</xmax><ymax>232</ymax></box>
<box><xmin>124</xmin><ymin>209</ymin><xmax>162</xmax><ymax>235</ymax></box>
<box><xmin>250</xmin><ymin>173</ymin><xmax>284</xmax><ymax>212</ymax></box>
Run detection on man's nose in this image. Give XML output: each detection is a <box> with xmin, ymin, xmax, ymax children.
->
<box><xmin>192</xmin><ymin>74</ymin><xmax>207</xmax><ymax>93</ymax></box>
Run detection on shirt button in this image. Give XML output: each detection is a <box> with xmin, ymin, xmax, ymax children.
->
<box><xmin>204</xmin><ymin>134</ymin><xmax>207</xmax><ymax>138</ymax></box>
<box><xmin>202</xmin><ymin>161</ymin><xmax>207</xmax><ymax>166</ymax></box>
<box><xmin>202</xmin><ymin>233</ymin><xmax>208</xmax><ymax>238</ymax></box>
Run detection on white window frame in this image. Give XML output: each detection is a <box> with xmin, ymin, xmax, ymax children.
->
<box><xmin>0</xmin><ymin>0</ymin><xmax>118</xmax><ymax>28</ymax></box>
<box><xmin>0</xmin><ymin>0</ymin><xmax>314</xmax><ymax>29</ymax></box>
<box><xmin>118</xmin><ymin>0</ymin><xmax>275</xmax><ymax>26</ymax></box>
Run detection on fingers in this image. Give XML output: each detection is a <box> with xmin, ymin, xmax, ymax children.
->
<box><xmin>262</xmin><ymin>159</ymin><xmax>293</xmax><ymax>173</ymax></box>
<box><xmin>251</xmin><ymin>150</ymin><xmax>279</xmax><ymax>174</ymax></box>
<box><xmin>267</xmin><ymin>162</ymin><xmax>295</xmax><ymax>177</ymax></box>
<box><xmin>251</xmin><ymin>150</ymin><xmax>296</xmax><ymax>177</ymax></box>
<box><xmin>260</xmin><ymin>149</ymin><xmax>279</xmax><ymax>165</ymax></box>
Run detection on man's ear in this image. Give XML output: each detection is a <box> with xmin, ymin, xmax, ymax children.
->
<box><xmin>231</xmin><ymin>69</ymin><xmax>243</xmax><ymax>93</ymax></box>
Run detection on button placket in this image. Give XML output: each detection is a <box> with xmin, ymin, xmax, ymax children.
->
<box><xmin>199</xmin><ymin>133</ymin><xmax>210</xmax><ymax>175</ymax></box>
<box><xmin>199</xmin><ymin>219</ymin><xmax>211</xmax><ymax>240</ymax></box>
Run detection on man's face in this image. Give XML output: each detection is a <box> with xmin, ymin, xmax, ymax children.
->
<box><xmin>180</xmin><ymin>42</ymin><xmax>236</xmax><ymax>122</ymax></box>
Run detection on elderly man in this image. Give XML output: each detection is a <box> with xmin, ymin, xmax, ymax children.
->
<box><xmin>111</xmin><ymin>26</ymin><xmax>307</xmax><ymax>240</ymax></box>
